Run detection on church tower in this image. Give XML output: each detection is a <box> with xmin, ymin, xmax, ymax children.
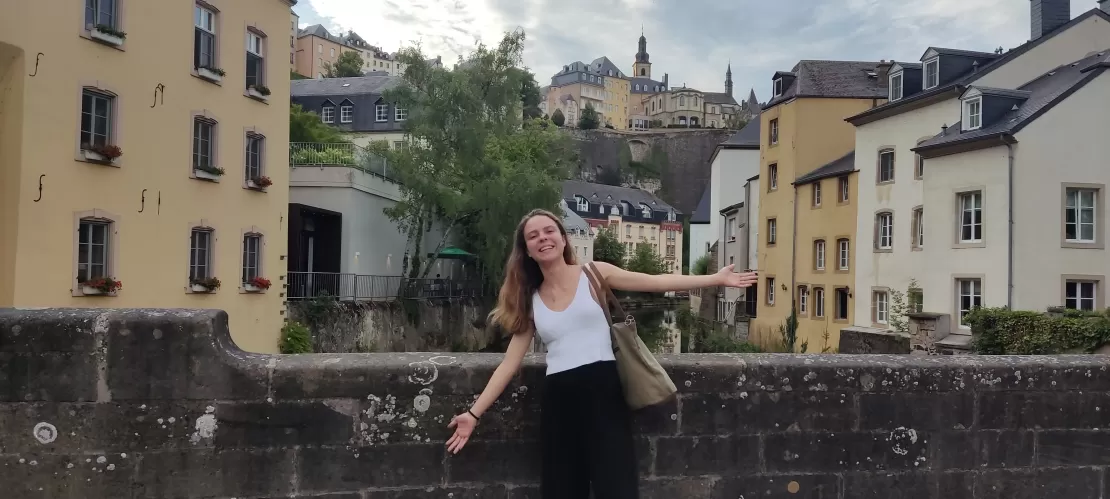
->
<box><xmin>725</xmin><ymin>62</ymin><xmax>734</xmax><ymax>97</ymax></box>
<box><xmin>633</xmin><ymin>28</ymin><xmax>651</xmax><ymax>78</ymax></box>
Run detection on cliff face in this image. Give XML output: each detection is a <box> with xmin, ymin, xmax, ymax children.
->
<box><xmin>566</xmin><ymin>128</ymin><xmax>734</xmax><ymax>215</ymax></box>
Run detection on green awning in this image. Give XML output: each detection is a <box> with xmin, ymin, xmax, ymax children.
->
<box><xmin>429</xmin><ymin>246</ymin><xmax>476</xmax><ymax>259</ymax></box>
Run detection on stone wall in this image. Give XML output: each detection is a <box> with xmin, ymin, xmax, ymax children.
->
<box><xmin>4</xmin><ymin>308</ymin><xmax>1110</xmax><ymax>498</ymax></box>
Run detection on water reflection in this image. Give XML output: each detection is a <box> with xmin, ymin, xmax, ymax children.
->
<box><xmin>630</xmin><ymin>307</ymin><xmax>681</xmax><ymax>353</ymax></box>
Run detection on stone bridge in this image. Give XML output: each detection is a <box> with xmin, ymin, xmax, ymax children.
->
<box><xmin>1</xmin><ymin>308</ymin><xmax>1107</xmax><ymax>498</ymax></box>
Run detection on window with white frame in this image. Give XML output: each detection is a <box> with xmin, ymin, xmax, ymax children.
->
<box><xmin>769</xmin><ymin>164</ymin><xmax>778</xmax><ymax>190</ymax></box>
<box><xmin>246</xmin><ymin>31</ymin><xmax>265</xmax><ymax>90</ymax></box>
<box><xmin>77</xmin><ymin>219</ymin><xmax>111</xmax><ymax>283</ymax></box>
<box><xmin>838</xmin><ymin>238</ymin><xmax>849</xmax><ymax>270</ymax></box>
<box><xmin>872</xmin><ymin>290</ymin><xmax>889</xmax><ymax>324</ymax></box>
<box><xmin>815</xmin><ymin>287</ymin><xmax>825</xmax><ymax>317</ymax></box>
<box><xmin>321</xmin><ymin>105</ymin><xmax>335</xmax><ymax>123</ymax></box>
<box><xmin>773</xmin><ymin>78</ymin><xmax>783</xmax><ymax>97</ymax></box>
<box><xmin>812</xmin><ymin>182</ymin><xmax>822</xmax><ymax>206</ymax></box>
<box><xmin>194</xmin><ymin>5</ymin><xmax>217</xmax><ymax>70</ymax></box>
<box><xmin>395</xmin><ymin>106</ymin><xmax>407</xmax><ymax>121</ymax></box>
<box><xmin>923</xmin><ymin>57</ymin><xmax>939</xmax><ymax>89</ymax></box>
<box><xmin>245</xmin><ymin>133</ymin><xmax>263</xmax><ymax>180</ymax></box>
<box><xmin>958</xmin><ymin>191</ymin><xmax>982</xmax><ymax>243</ymax></box>
<box><xmin>915</xmin><ymin>152</ymin><xmax>924</xmax><ymax>179</ymax></box>
<box><xmin>766</xmin><ymin>277</ymin><xmax>776</xmax><ymax>305</ymax></box>
<box><xmin>878</xmin><ymin>149</ymin><xmax>895</xmax><ymax>183</ymax></box>
<box><xmin>912</xmin><ymin>207</ymin><xmax>924</xmax><ymax>248</ymax></box>
<box><xmin>242</xmin><ymin>234</ymin><xmax>262</xmax><ymax>284</ymax></box>
<box><xmin>768</xmin><ymin>218</ymin><xmax>777</xmax><ymax>245</ymax></box>
<box><xmin>192</xmin><ymin>118</ymin><xmax>216</xmax><ymax>168</ymax></box>
<box><xmin>1065</xmin><ymin>280</ymin><xmax>1097</xmax><ymax>311</ymax></box>
<box><xmin>889</xmin><ymin>72</ymin><xmax>903</xmax><ymax>101</ymax></box>
<box><xmin>1065</xmin><ymin>188</ymin><xmax>1097</xmax><ymax>243</ymax></box>
<box><xmin>340</xmin><ymin>104</ymin><xmax>353</xmax><ymax>123</ymax></box>
<box><xmin>85</xmin><ymin>0</ymin><xmax>117</xmax><ymax>30</ymax></box>
<box><xmin>839</xmin><ymin>176</ymin><xmax>849</xmax><ymax>202</ymax></box>
<box><xmin>641</xmin><ymin>205</ymin><xmax>651</xmax><ymax>218</ymax></box>
<box><xmin>727</xmin><ymin>217</ymin><xmax>736</xmax><ymax>240</ymax></box>
<box><xmin>876</xmin><ymin>212</ymin><xmax>893</xmax><ymax>249</ymax></box>
<box><xmin>956</xmin><ymin>278</ymin><xmax>982</xmax><ymax>325</ymax></box>
<box><xmin>80</xmin><ymin>89</ymin><xmax>114</xmax><ymax>149</ymax></box>
<box><xmin>798</xmin><ymin>286</ymin><xmax>809</xmax><ymax>315</ymax></box>
<box><xmin>576</xmin><ymin>196</ymin><xmax>588</xmax><ymax>211</ymax></box>
<box><xmin>769</xmin><ymin>119</ymin><xmax>779</xmax><ymax>145</ymax></box>
<box><xmin>375</xmin><ymin>104</ymin><xmax>388</xmax><ymax>122</ymax></box>
<box><xmin>814</xmin><ymin>240</ymin><xmax>825</xmax><ymax>270</ymax></box>
<box><xmin>189</xmin><ymin>228</ymin><xmax>213</xmax><ymax>281</ymax></box>
<box><xmin>964</xmin><ymin>97</ymin><xmax>982</xmax><ymax>131</ymax></box>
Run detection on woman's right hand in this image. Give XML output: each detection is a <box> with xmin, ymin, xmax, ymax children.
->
<box><xmin>446</xmin><ymin>412</ymin><xmax>478</xmax><ymax>454</ymax></box>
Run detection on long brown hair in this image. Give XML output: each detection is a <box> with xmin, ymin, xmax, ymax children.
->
<box><xmin>489</xmin><ymin>209</ymin><xmax>578</xmax><ymax>336</ymax></box>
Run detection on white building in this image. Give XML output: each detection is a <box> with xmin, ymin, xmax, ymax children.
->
<box><xmin>847</xmin><ymin>2</ymin><xmax>1110</xmax><ymax>344</ymax></box>
<box><xmin>559</xmin><ymin>200</ymin><xmax>595</xmax><ymax>263</ymax></box>
<box><xmin>687</xmin><ymin>188</ymin><xmax>712</xmax><ymax>269</ymax></box>
<box><xmin>707</xmin><ymin>119</ymin><xmax>762</xmax><ymax>322</ymax></box>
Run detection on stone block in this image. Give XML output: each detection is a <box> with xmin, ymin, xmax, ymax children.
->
<box><xmin>447</xmin><ymin>439</ymin><xmax>540</xmax><ymax>483</ymax></box>
<box><xmin>858</xmin><ymin>392</ymin><xmax>974</xmax><ymax>431</ymax></box>
<box><xmin>978</xmin><ymin>391</ymin><xmax>1110</xmax><ymax>429</ymax></box>
<box><xmin>297</xmin><ymin>444</ymin><xmax>445</xmax><ymax>491</ymax></box>
<box><xmin>839</xmin><ymin>327</ymin><xmax>911</xmax><ymax>354</ymax></box>
<box><xmin>843</xmin><ymin>471</ymin><xmax>933</xmax><ymax>499</ymax></box>
<box><xmin>974</xmin><ymin>468</ymin><xmax>1102</xmax><ymax>499</ymax></box>
<box><xmin>133</xmin><ymin>448</ymin><xmax>295</xmax><ymax>498</ymax></box>
<box><xmin>765</xmin><ymin>431</ymin><xmax>929</xmax><ymax>473</ymax></box>
<box><xmin>1037</xmin><ymin>430</ymin><xmax>1110</xmax><ymax>466</ymax></box>
<box><xmin>365</xmin><ymin>485</ymin><xmax>510</xmax><ymax>499</ymax></box>
<box><xmin>653</xmin><ymin>435</ymin><xmax>760</xmax><ymax>476</ymax></box>
<box><xmin>712</xmin><ymin>473</ymin><xmax>840</xmax><ymax>498</ymax></box>
<box><xmin>640</xmin><ymin>477</ymin><xmax>714</xmax><ymax>499</ymax></box>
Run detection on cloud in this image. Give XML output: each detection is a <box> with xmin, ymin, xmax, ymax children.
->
<box><xmin>295</xmin><ymin>0</ymin><xmax>1099</xmax><ymax>100</ymax></box>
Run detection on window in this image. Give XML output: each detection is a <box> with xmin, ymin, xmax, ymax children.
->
<box><xmin>838</xmin><ymin>176</ymin><xmax>850</xmax><ymax>203</ymax></box>
<box><xmin>242</xmin><ymin>234</ymin><xmax>262</xmax><ymax>284</ymax></box>
<box><xmin>798</xmin><ymin>286</ymin><xmax>809</xmax><ymax>315</ymax></box>
<box><xmin>1065</xmin><ymin>188</ymin><xmax>1097</xmax><ymax>243</ymax></box>
<box><xmin>876</xmin><ymin>212</ymin><xmax>893</xmax><ymax>249</ymax></box>
<box><xmin>773</xmin><ymin>78</ymin><xmax>783</xmax><ymax>97</ymax></box>
<box><xmin>726</xmin><ymin>217</ymin><xmax>736</xmax><ymax>240</ymax></box>
<box><xmin>837</xmin><ymin>239</ymin><xmax>849</xmax><ymax>270</ymax></box>
<box><xmin>923</xmin><ymin>58</ymin><xmax>939</xmax><ymax>89</ymax></box>
<box><xmin>641</xmin><ymin>206</ymin><xmax>651</xmax><ymax>218</ymax></box>
<box><xmin>956</xmin><ymin>278</ymin><xmax>982</xmax><ymax>325</ymax></box>
<box><xmin>77</xmin><ymin>219</ymin><xmax>111</xmax><ymax>283</ymax></box>
<box><xmin>395</xmin><ymin>106</ymin><xmax>407</xmax><ymax>121</ymax></box>
<box><xmin>878</xmin><ymin>149</ymin><xmax>895</xmax><ymax>183</ymax></box>
<box><xmin>85</xmin><ymin>0</ymin><xmax>117</xmax><ymax>29</ymax></box>
<box><xmin>330</xmin><ymin>47</ymin><xmax>335</xmax><ymax>57</ymax></box>
<box><xmin>577</xmin><ymin>197</ymin><xmax>588</xmax><ymax>211</ymax></box>
<box><xmin>908</xmin><ymin>288</ymin><xmax>923</xmax><ymax>313</ymax></box>
<box><xmin>194</xmin><ymin>5</ymin><xmax>217</xmax><ymax>70</ymax></box>
<box><xmin>766</xmin><ymin>277</ymin><xmax>776</xmax><ymax>305</ymax></box>
<box><xmin>769</xmin><ymin>164</ymin><xmax>778</xmax><ymax>190</ymax></box>
<box><xmin>769</xmin><ymin>119</ymin><xmax>779</xmax><ymax>145</ymax></box>
<box><xmin>814</xmin><ymin>240</ymin><xmax>825</xmax><ymax>270</ymax></box>
<box><xmin>912</xmin><ymin>207</ymin><xmax>924</xmax><ymax>248</ymax></box>
<box><xmin>80</xmin><ymin>89</ymin><xmax>113</xmax><ymax>149</ymax></box>
<box><xmin>245</xmin><ymin>133</ymin><xmax>263</xmax><ymax>180</ymax></box>
<box><xmin>375</xmin><ymin>104</ymin><xmax>388</xmax><ymax>122</ymax></box>
<box><xmin>835</xmin><ymin>288</ymin><xmax>849</xmax><ymax>320</ymax></box>
<box><xmin>189</xmin><ymin>228</ymin><xmax>213</xmax><ymax>281</ymax></box>
<box><xmin>814</xmin><ymin>288</ymin><xmax>826</xmax><ymax>317</ymax></box>
<box><xmin>767</xmin><ymin>219</ymin><xmax>777</xmax><ymax>245</ymax></box>
<box><xmin>1065</xmin><ymin>280</ymin><xmax>1097</xmax><ymax>311</ymax></box>
<box><xmin>890</xmin><ymin>72</ymin><xmax>903</xmax><ymax>100</ymax></box>
<box><xmin>321</xmin><ymin>105</ymin><xmax>335</xmax><ymax>123</ymax></box>
<box><xmin>812</xmin><ymin>182</ymin><xmax>822</xmax><ymax>207</ymax></box>
<box><xmin>625</xmin><ymin>225</ymin><xmax>631</xmax><ymax>237</ymax></box>
<box><xmin>872</xmin><ymin>290</ymin><xmax>889</xmax><ymax>324</ymax></box>
<box><xmin>192</xmin><ymin>118</ymin><xmax>215</xmax><ymax>168</ymax></box>
<box><xmin>340</xmin><ymin>104</ymin><xmax>353</xmax><ymax>123</ymax></box>
<box><xmin>915</xmin><ymin>153</ymin><xmax>924</xmax><ymax>179</ymax></box>
<box><xmin>964</xmin><ymin>97</ymin><xmax>982</xmax><ymax>131</ymax></box>
<box><xmin>958</xmin><ymin>191</ymin><xmax>983</xmax><ymax>243</ymax></box>
<box><xmin>246</xmin><ymin>31</ymin><xmax>265</xmax><ymax>90</ymax></box>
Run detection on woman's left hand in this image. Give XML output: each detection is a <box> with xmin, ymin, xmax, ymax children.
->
<box><xmin>715</xmin><ymin>264</ymin><xmax>759</xmax><ymax>289</ymax></box>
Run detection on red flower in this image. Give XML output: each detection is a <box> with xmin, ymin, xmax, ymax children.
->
<box><xmin>251</xmin><ymin>176</ymin><xmax>273</xmax><ymax>188</ymax></box>
<box><xmin>81</xmin><ymin>277</ymin><xmax>122</xmax><ymax>293</ymax></box>
<box><xmin>248</xmin><ymin>276</ymin><xmax>272</xmax><ymax>289</ymax></box>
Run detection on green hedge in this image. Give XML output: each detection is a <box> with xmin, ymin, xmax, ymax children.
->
<box><xmin>279</xmin><ymin>320</ymin><xmax>314</xmax><ymax>354</ymax></box>
<box><xmin>290</xmin><ymin>148</ymin><xmax>357</xmax><ymax>166</ymax></box>
<box><xmin>967</xmin><ymin>307</ymin><xmax>1110</xmax><ymax>354</ymax></box>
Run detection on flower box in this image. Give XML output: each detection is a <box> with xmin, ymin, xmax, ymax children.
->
<box><xmin>247</xmin><ymin>175</ymin><xmax>272</xmax><ymax>190</ymax></box>
<box><xmin>194</xmin><ymin>167</ymin><xmax>223</xmax><ymax>181</ymax></box>
<box><xmin>83</xmin><ymin>149</ymin><xmax>108</xmax><ymax>162</ymax></box>
<box><xmin>190</xmin><ymin>277</ymin><xmax>221</xmax><ymax>293</ymax></box>
<box><xmin>90</xmin><ymin>26</ymin><xmax>125</xmax><ymax>47</ymax></box>
<box><xmin>247</xmin><ymin>87</ymin><xmax>270</xmax><ymax>102</ymax></box>
<box><xmin>81</xmin><ymin>144</ymin><xmax>122</xmax><ymax>164</ymax></box>
<box><xmin>190</xmin><ymin>284</ymin><xmax>213</xmax><ymax>293</ymax></box>
<box><xmin>197</xmin><ymin>67</ymin><xmax>224</xmax><ymax>83</ymax></box>
<box><xmin>79</xmin><ymin>277</ymin><xmax>122</xmax><ymax>296</ymax></box>
<box><xmin>244</xmin><ymin>277</ymin><xmax>271</xmax><ymax>293</ymax></box>
<box><xmin>243</xmin><ymin>283</ymin><xmax>264</xmax><ymax>293</ymax></box>
<box><xmin>81</xmin><ymin>285</ymin><xmax>106</xmax><ymax>296</ymax></box>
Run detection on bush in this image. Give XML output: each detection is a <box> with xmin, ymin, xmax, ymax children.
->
<box><xmin>290</xmin><ymin>147</ymin><xmax>357</xmax><ymax>166</ymax></box>
<box><xmin>967</xmin><ymin>307</ymin><xmax>1110</xmax><ymax>354</ymax></box>
<box><xmin>279</xmin><ymin>320</ymin><xmax>314</xmax><ymax>354</ymax></box>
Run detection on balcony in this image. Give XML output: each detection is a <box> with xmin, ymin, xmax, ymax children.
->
<box><xmin>289</xmin><ymin>142</ymin><xmax>397</xmax><ymax>183</ymax></box>
<box><xmin>286</xmin><ymin>272</ymin><xmax>484</xmax><ymax>301</ymax></box>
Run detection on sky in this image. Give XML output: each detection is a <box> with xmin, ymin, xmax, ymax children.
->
<box><xmin>293</xmin><ymin>0</ymin><xmax>1100</xmax><ymax>101</ymax></box>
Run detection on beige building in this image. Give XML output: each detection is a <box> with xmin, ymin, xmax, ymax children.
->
<box><xmin>289</xmin><ymin>10</ymin><xmax>299</xmax><ymax>71</ymax></box>
<box><xmin>562</xmin><ymin>181</ymin><xmax>683</xmax><ymax>274</ymax></box>
<box><xmin>545</xmin><ymin>58</ymin><xmax>631</xmax><ymax>129</ymax></box>
<box><xmin>0</xmin><ymin>0</ymin><xmax>293</xmax><ymax>353</ymax></box>
<box><xmin>294</xmin><ymin>25</ymin><xmax>406</xmax><ymax>79</ymax></box>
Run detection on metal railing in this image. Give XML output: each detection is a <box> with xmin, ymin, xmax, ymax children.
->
<box><xmin>286</xmin><ymin>272</ymin><xmax>483</xmax><ymax>300</ymax></box>
<box><xmin>289</xmin><ymin>142</ymin><xmax>398</xmax><ymax>182</ymax></box>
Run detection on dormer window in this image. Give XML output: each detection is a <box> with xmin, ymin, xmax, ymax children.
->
<box><xmin>773</xmin><ymin>78</ymin><xmax>783</xmax><ymax>97</ymax></box>
<box><xmin>923</xmin><ymin>57</ymin><xmax>939</xmax><ymax>89</ymax></box>
<box><xmin>667</xmin><ymin>210</ymin><xmax>676</xmax><ymax>222</ymax></box>
<box><xmin>889</xmin><ymin>72</ymin><xmax>903</xmax><ymax>101</ymax></box>
<box><xmin>640</xmin><ymin>204</ymin><xmax>651</xmax><ymax>218</ymax></box>
<box><xmin>963</xmin><ymin>96</ymin><xmax>982</xmax><ymax>131</ymax></box>
<box><xmin>576</xmin><ymin>196</ymin><xmax>588</xmax><ymax>211</ymax></box>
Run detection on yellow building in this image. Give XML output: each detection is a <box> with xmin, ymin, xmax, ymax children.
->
<box><xmin>0</xmin><ymin>0</ymin><xmax>293</xmax><ymax>353</ymax></box>
<box><xmin>294</xmin><ymin>25</ymin><xmax>406</xmax><ymax>79</ymax></box>
<box><xmin>544</xmin><ymin>58</ymin><xmax>630</xmax><ymax>129</ymax></box>
<box><xmin>289</xmin><ymin>9</ymin><xmax>299</xmax><ymax>71</ymax></box>
<box><xmin>752</xmin><ymin>61</ymin><xmax>887</xmax><ymax>351</ymax></box>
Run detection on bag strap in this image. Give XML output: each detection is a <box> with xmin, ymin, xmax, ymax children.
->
<box><xmin>582</xmin><ymin>264</ymin><xmax>613</xmax><ymax>323</ymax></box>
<box><xmin>585</xmin><ymin>262</ymin><xmax>629</xmax><ymax>321</ymax></box>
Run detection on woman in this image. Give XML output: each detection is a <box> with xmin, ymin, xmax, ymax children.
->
<box><xmin>446</xmin><ymin>209</ymin><xmax>758</xmax><ymax>498</ymax></box>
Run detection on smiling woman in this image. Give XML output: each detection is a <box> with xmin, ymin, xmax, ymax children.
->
<box><xmin>443</xmin><ymin>208</ymin><xmax>757</xmax><ymax>498</ymax></box>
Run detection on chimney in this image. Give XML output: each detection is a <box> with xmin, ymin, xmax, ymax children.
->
<box><xmin>1101</xmin><ymin>0</ymin><xmax>1110</xmax><ymax>14</ymax></box>
<box><xmin>876</xmin><ymin>59</ymin><xmax>892</xmax><ymax>86</ymax></box>
<box><xmin>1030</xmin><ymin>0</ymin><xmax>1070</xmax><ymax>40</ymax></box>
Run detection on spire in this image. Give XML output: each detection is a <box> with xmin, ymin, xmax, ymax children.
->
<box><xmin>636</xmin><ymin>28</ymin><xmax>649</xmax><ymax>64</ymax></box>
<box><xmin>725</xmin><ymin>61</ymin><xmax>734</xmax><ymax>97</ymax></box>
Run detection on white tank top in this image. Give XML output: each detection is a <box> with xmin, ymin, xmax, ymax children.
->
<box><xmin>532</xmin><ymin>270</ymin><xmax>616</xmax><ymax>375</ymax></box>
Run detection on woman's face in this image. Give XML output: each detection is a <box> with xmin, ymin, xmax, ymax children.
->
<box><xmin>522</xmin><ymin>215</ymin><xmax>565</xmax><ymax>263</ymax></box>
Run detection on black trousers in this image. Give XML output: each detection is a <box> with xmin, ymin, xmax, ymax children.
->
<box><xmin>541</xmin><ymin>360</ymin><xmax>639</xmax><ymax>499</ymax></box>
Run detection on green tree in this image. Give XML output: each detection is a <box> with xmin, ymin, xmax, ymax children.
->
<box><xmin>290</xmin><ymin>104</ymin><xmax>349</xmax><ymax>143</ymax></box>
<box><xmin>725</xmin><ymin>114</ymin><xmax>750</xmax><ymax>130</ymax></box>
<box><xmin>365</xmin><ymin>30</ymin><xmax>575</xmax><ymax>286</ymax></box>
<box><xmin>592</xmin><ymin>227</ymin><xmax>626</xmax><ymax>267</ymax></box>
<box><xmin>323</xmin><ymin>50</ymin><xmax>365</xmax><ymax>78</ymax></box>
<box><xmin>626</xmin><ymin>243</ymin><xmax>666</xmax><ymax>276</ymax></box>
<box><xmin>514</xmin><ymin>68</ymin><xmax>543</xmax><ymax>119</ymax></box>
<box><xmin>578</xmin><ymin>103</ymin><xmax>600</xmax><ymax>130</ymax></box>
<box><xmin>551</xmin><ymin>109</ymin><xmax>565</xmax><ymax>127</ymax></box>
<box><xmin>692</xmin><ymin>254</ymin><xmax>712</xmax><ymax>275</ymax></box>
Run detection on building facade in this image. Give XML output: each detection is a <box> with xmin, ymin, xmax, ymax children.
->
<box><xmin>688</xmin><ymin>188</ymin><xmax>712</xmax><ymax>269</ymax></box>
<box><xmin>560</xmin><ymin>200</ymin><xmax>595</xmax><ymax>263</ymax></box>
<box><xmin>545</xmin><ymin>58</ymin><xmax>630</xmax><ymax>129</ymax></box>
<box><xmin>708</xmin><ymin>120</ymin><xmax>763</xmax><ymax>321</ymax></box>
<box><xmin>290</xmin><ymin>75</ymin><xmax>406</xmax><ymax>147</ymax></box>
<box><xmin>0</xmin><ymin>0</ymin><xmax>294</xmax><ymax>353</ymax></box>
<box><xmin>294</xmin><ymin>25</ymin><xmax>406</xmax><ymax>79</ymax></box>
<box><xmin>752</xmin><ymin>61</ymin><xmax>887</xmax><ymax>351</ymax></box>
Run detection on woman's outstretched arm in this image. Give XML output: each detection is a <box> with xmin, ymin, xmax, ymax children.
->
<box><xmin>594</xmin><ymin>261</ymin><xmax>758</xmax><ymax>293</ymax></box>
<box><xmin>446</xmin><ymin>329</ymin><xmax>534</xmax><ymax>454</ymax></box>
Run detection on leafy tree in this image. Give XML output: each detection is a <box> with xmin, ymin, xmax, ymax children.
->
<box><xmin>365</xmin><ymin>30</ymin><xmax>575</xmax><ymax>286</ymax></box>
<box><xmin>626</xmin><ymin>243</ymin><xmax>666</xmax><ymax>276</ymax></box>
<box><xmin>323</xmin><ymin>50</ymin><xmax>365</xmax><ymax>78</ymax></box>
<box><xmin>725</xmin><ymin>114</ymin><xmax>750</xmax><ymax>130</ymax></box>
<box><xmin>279</xmin><ymin>321</ymin><xmax>313</xmax><ymax>354</ymax></box>
<box><xmin>551</xmin><ymin>109</ymin><xmax>565</xmax><ymax>127</ymax></box>
<box><xmin>578</xmin><ymin>103</ymin><xmax>600</xmax><ymax>130</ymax></box>
<box><xmin>290</xmin><ymin>70</ymin><xmax>309</xmax><ymax>80</ymax></box>
<box><xmin>592</xmin><ymin>227</ymin><xmax>625</xmax><ymax>267</ymax></box>
<box><xmin>290</xmin><ymin>104</ymin><xmax>349</xmax><ymax>143</ymax></box>
<box><xmin>692</xmin><ymin>254</ymin><xmax>712</xmax><ymax>275</ymax></box>
<box><xmin>513</xmin><ymin>68</ymin><xmax>543</xmax><ymax>119</ymax></box>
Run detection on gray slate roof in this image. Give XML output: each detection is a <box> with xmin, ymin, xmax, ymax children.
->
<box><xmin>562</xmin><ymin>180</ymin><xmax>681</xmax><ymax>214</ymax></box>
<box><xmin>690</xmin><ymin>187</ymin><xmax>711</xmax><ymax>224</ymax></box>
<box><xmin>630</xmin><ymin>77</ymin><xmax>667</xmax><ymax>93</ymax></box>
<box><xmin>704</xmin><ymin>92</ymin><xmax>739</xmax><ymax>105</ymax></box>
<box><xmin>590</xmin><ymin>56</ymin><xmax>626</xmax><ymax>78</ymax></box>
<box><xmin>290</xmin><ymin>75</ymin><xmax>400</xmax><ymax>97</ymax></box>
<box><xmin>559</xmin><ymin>200</ymin><xmax>592</xmax><ymax>233</ymax></box>
<box><xmin>794</xmin><ymin>150</ymin><xmax>856</xmax><ymax>186</ymax></box>
<box><xmin>915</xmin><ymin>49</ymin><xmax>1110</xmax><ymax>154</ymax></box>
<box><xmin>765</xmin><ymin>60</ymin><xmax>888</xmax><ymax>109</ymax></box>
<box><xmin>720</xmin><ymin>118</ymin><xmax>761</xmax><ymax>149</ymax></box>
<box><xmin>926</xmin><ymin>47</ymin><xmax>1000</xmax><ymax>59</ymax></box>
